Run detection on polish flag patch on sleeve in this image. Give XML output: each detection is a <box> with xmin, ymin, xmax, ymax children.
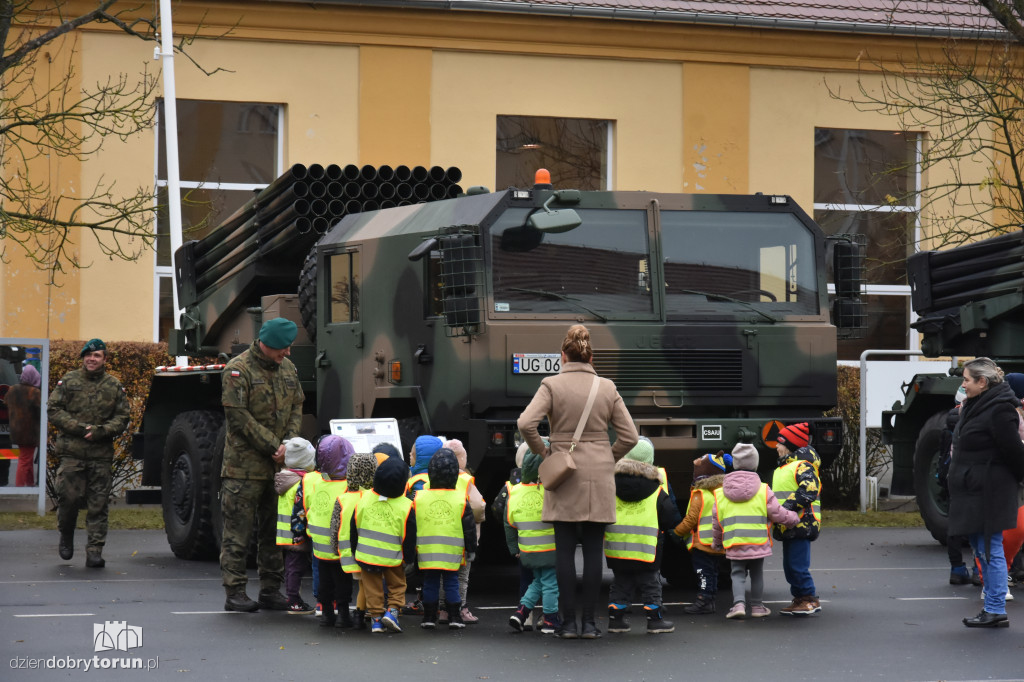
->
<box><xmin>230</xmin><ymin>370</ymin><xmax>241</xmax><ymax>377</ymax></box>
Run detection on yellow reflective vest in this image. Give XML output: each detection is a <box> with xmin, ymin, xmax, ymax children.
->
<box><xmin>604</xmin><ymin>489</ymin><xmax>660</xmax><ymax>562</ymax></box>
<box><xmin>303</xmin><ymin>475</ymin><xmax>348</xmax><ymax>560</ymax></box>
<box><xmin>657</xmin><ymin>467</ymin><xmax>669</xmax><ymax>495</ymax></box>
<box><xmin>772</xmin><ymin>460</ymin><xmax>821</xmax><ymax>523</ymax></box>
<box><xmin>276</xmin><ymin>481</ymin><xmax>301</xmax><ymax>547</ymax></box>
<box><xmin>354</xmin><ymin>492</ymin><xmax>414</xmax><ymax>567</ymax></box>
<box><xmin>413</xmin><ymin>488</ymin><xmax>467</xmax><ymax>570</ymax></box>
<box><xmin>685</xmin><ymin>488</ymin><xmax>716</xmax><ymax>551</ymax></box>
<box><xmin>715</xmin><ymin>484</ymin><xmax>771</xmax><ymax>549</ymax></box>
<box><xmin>507</xmin><ymin>483</ymin><xmax>555</xmax><ymax>553</ymax></box>
<box><xmin>407</xmin><ymin>472</ymin><xmax>429</xmax><ymax>494</ymax></box>
<box><xmin>335</xmin><ymin>489</ymin><xmax>363</xmax><ymax>573</ymax></box>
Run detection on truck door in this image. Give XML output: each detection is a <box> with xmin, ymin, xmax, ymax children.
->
<box><xmin>322</xmin><ymin>247</ymin><xmax>363</xmax><ymax>419</ymax></box>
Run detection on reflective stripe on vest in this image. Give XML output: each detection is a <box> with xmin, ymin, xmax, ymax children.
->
<box><xmin>604</xmin><ymin>489</ymin><xmax>660</xmax><ymax>562</ymax></box>
<box><xmin>507</xmin><ymin>483</ymin><xmax>555</xmax><ymax>553</ymax></box>
<box><xmin>276</xmin><ymin>481</ymin><xmax>301</xmax><ymax>546</ymax></box>
<box><xmin>336</xmin><ymin>490</ymin><xmax>363</xmax><ymax>573</ymax></box>
<box><xmin>771</xmin><ymin>459</ymin><xmax>822</xmax><ymax>522</ymax></box>
<box><xmin>354</xmin><ymin>492</ymin><xmax>413</xmax><ymax>567</ymax></box>
<box><xmin>686</xmin><ymin>488</ymin><xmax>716</xmax><ymax>551</ymax></box>
<box><xmin>413</xmin><ymin>488</ymin><xmax>467</xmax><ymax>570</ymax></box>
<box><xmin>715</xmin><ymin>484</ymin><xmax>770</xmax><ymax>548</ymax></box>
<box><xmin>304</xmin><ymin>475</ymin><xmax>349</xmax><ymax>560</ymax></box>
<box><xmin>657</xmin><ymin>467</ymin><xmax>669</xmax><ymax>495</ymax></box>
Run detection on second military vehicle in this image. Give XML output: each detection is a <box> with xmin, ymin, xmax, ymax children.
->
<box><xmin>135</xmin><ymin>166</ymin><xmax>864</xmax><ymax>576</ymax></box>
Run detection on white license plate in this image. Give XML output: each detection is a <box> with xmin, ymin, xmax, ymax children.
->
<box><xmin>0</xmin><ymin>424</ymin><xmax>8</xmax><ymax>434</ymax></box>
<box><xmin>512</xmin><ymin>353</ymin><xmax>561</xmax><ymax>374</ymax></box>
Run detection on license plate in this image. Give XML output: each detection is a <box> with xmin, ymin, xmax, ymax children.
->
<box><xmin>0</xmin><ymin>423</ymin><xmax>8</xmax><ymax>434</ymax></box>
<box><xmin>512</xmin><ymin>353</ymin><xmax>561</xmax><ymax>374</ymax></box>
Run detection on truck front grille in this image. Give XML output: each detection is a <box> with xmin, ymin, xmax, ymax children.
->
<box><xmin>592</xmin><ymin>349</ymin><xmax>743</xmax><ymax>392</ymax></box>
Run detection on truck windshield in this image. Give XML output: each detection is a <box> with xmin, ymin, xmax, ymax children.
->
<box><xmin>660</xmin><ymin>211</ymin><xmax>818</xmax><ymax>318</ymax></box>
<box><xmin>491</xmin><ymin>207</ymin><xmax>654</xmax><ymax>318</ymax></box>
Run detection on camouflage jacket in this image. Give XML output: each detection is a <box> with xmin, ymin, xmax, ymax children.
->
<box><xmin>771</xmin><ymin>445</ymin><xmax>822</xmax><ymax>542</ymax></box>
<box><xmin>48</xmin><ymin>367</ymin><xmax>130</xmax><ymax>460</ymax></box>
<box><xmin>221</xmin><ymin>341</ymin><xmax>304</xmax><ymax>480</ymax></box>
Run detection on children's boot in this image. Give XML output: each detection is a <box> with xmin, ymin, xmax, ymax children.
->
<box><xmin>447</xmin><ymin>602</ymin><xmax>466</xmax><ymax>629</ymax></box>
<box><xmin>950</xmin><ymin>564</ymin><xmax>970</xmax><ymax>585</ymax></box>
<box><xmin>607</xmin><ymin>603</ymin><xmax>630</xmax><ymax>633</ymax></box>
<box><xmin>353</xmin><ymin>608</ymin><xmax>367</xmax><ymax>630</ymax></box>
<box><xmin>336</xmin><ymin>605</ymin><xmax>354</xmax><ymax>629</ymax></box>
<box><xmin>683</xmin><ymin>593</ymin><xmax>716</xmax><ymax>615</ymax></box>
<box><xmin>421</xmin><ymin>602</ymin><xmax>438</xmax><ymax>629</ymax></box>
<box><xmin>644</xmin><ymin>605</ymin><xmax>675</xmax><ymax>633</ymax></box>
<box><xmin>319</xmin><ymin>604</ymin><xmax>337</xmax><ymax>628</ymax></box>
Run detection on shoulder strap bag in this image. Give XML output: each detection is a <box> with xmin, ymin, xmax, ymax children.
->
<box><xmin>539</xmin><ymin>375</ymin><xmax>601</xmax><ymax>491</ymax></box>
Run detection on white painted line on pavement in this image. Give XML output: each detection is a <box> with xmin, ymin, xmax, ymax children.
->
<box><xmin>0</xmin><ymin>578</ymin><xmax>220</xmax><ymax>585</ymax></box>
<box><xmin>171</xmin><ymin>611</ymin><xmax>247</xmax><ymax>615</ymax></box>
<box><xmin>896</xmin><ymin>597</ymin><xmax>968</xmax><ymax>601</ymax></box>
<box><xmin>14</xmin><ymin>613</ymin><xmax>95</xmax><ymax>618</ymax></box>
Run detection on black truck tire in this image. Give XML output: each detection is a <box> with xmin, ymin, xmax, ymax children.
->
<box><xmin>298</xmin><ymin>244</ymin><xmax>318</xmax><ymax>343</ymax></box>
<box><xmin>162</xmin><ymin>410</ymin><xmax>225</xmax><ymax>560</ymax></box>
<box><xmin>913</xmin><ymin>410</ymin><xmax>950</xmax><ymax>545</ymax></box>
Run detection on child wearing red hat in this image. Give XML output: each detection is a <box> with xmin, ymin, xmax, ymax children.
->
<box><xmin>773</xmin><ymin>422</ymin><xmax>823</xmax><ymax>615</ymax></box>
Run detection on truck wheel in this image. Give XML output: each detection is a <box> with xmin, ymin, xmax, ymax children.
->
<box><xmin>913</xmin><ymin>411</ymin><xmax>949</xmax><ymax>545</ymax></box>
<box><xmin>298</xmin><ymin>244</ymin><xmax>318</xmax><ymax>343</ymax></box>
<box><xmin>162</xmin><ymin>410</ymin><xmax>225</xmax><ymax>560</ymax></box>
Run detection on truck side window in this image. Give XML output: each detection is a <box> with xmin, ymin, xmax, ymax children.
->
<box><xmin>427</xmin><ymin>250</ymin><xmax>444</xmax><ymax>317</ymax></box>
<box><xmin>328</xmin><ymin>251</ymin><xmax>360</xmax><ymax>323</ymax></box>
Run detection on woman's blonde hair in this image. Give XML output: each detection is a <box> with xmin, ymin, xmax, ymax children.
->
<box><xmin>963</xmin><ymin>357</ymin><xmax>1004</xmax><ymax>388</ymax></box>
<box><xmin>561</xmin><ymin>324</ymin><xmax>593</xmax><ymax>363</ymax></box>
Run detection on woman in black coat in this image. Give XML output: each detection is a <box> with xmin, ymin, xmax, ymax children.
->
<box><xmin>948</xmin><ymin>357</ymin><xmax>1024</xmax><ymax>628</ymax></box>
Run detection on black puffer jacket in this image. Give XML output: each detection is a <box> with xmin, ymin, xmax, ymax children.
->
<box><xmin>948</xmin><ymin>381</ymin><xmax>1024</xmax><ymax>538</ymax></box>
<box><xmin>605</xmin><ymin>458</ymin><xmax>682</xmax><ymax>573</ymax></box>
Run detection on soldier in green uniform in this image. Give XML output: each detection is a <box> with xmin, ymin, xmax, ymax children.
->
<box><xmin>220</xmin><ymin>317</ymin><xmax>306</xmax><ymax>612</ymax></box>
<box><xmin>49</xmin><ymin>339</ymin><xmax>130</xmax><ymax>568</ymax></box>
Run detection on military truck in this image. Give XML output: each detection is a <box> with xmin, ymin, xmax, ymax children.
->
<box><xmin>134</xmin><ymin>165</ymin><xmax>864</xmax><ymax>574</ymax></box>
<box><xmin>882</xmin><ymin>229</ymin><xmax>1024</xmax><ymax>543</ymax></box>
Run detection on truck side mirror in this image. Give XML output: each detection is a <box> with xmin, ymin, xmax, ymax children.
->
<box><xmin>830</xmin><ymin>235</ymin><xmax>867</xmax><ymax>337</ymax></box>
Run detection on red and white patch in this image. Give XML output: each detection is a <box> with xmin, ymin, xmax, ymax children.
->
<box><xmin>230</xmin><ymin>370</ymin><xmax>241</xmax><ymax>377</ymax></box>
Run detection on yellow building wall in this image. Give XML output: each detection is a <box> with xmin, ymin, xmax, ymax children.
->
<box><xmin>432</xmin><ymin>51</ymin><xmax>683</xmax><ymax>192</ymax></box>
<box><xmin>682</xmin><ymin>63</ymin><xmax>750</xmax><ymax>194</ymax></box>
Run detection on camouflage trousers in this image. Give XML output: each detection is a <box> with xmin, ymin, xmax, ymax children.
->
<box><xmin>56</xmin><ymin>457</ymin><xmax>113</xmax><ymax>550</ymax></box>
<box><xmin>219</xmin><ymin>477</ymin><xmax>284</xmax><ymax>592</ymax></box>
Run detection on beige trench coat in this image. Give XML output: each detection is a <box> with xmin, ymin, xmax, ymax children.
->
<box><xmin>517</xmin><ymin>361</ymin><xmax>639</xmax><ymax>523</ymax></box>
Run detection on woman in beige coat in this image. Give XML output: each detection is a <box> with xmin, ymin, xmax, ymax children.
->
<box><xmin>517</xmin><ymin>324</ymin><xmax>639</xmax><ymax>638</ymax></box>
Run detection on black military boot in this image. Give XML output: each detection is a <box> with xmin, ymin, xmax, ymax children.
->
<box><xmin>85</xmin><ymin>548</ymin><xmax>105</xmax><ymax>568</ymax></box>
<box><xmin>258</xmin><ymin>589</ymin><xmax>290</xmax><ymax>611</ymax></box>
<box><xmin>224</xmin><ymin>588</ymin><xmax>259</xmax><ymax>612</ymax></box>
<box><xmin>58</xmin><ymin>529</ymin><xmax>74</xmax><ymax>561</ymax></box>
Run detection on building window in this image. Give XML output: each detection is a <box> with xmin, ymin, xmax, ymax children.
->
<box><xmin>812</xmin><ymin>128</ymin><xmax>920</xmax><ymax>360</ymax></box>
<box><xmin>154</xmin><ymin>100</ymin><xmax>282</xmax><ymax>342</ymax></box>
<box><xmin>496</xmin><ymin>116</ymin><xmax>612</xmax><ymax>191</ymax></box>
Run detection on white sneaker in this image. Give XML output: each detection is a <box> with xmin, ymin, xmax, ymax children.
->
<box><xmin>1007</xmin><ymin>587</ymin><xmax>1014</xmax><ymax>602</ymax></box>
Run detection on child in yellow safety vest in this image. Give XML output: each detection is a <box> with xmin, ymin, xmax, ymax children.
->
<box><xmin>413</xmin><ymin>448</ymin><xmax>477</xmax><ymax>629</ymax></box>
<box><xmin>505</xmin><ymin>449</ymin><xmax>560</xmax><ymax>634</ymax></box>
<box><xmin>351</xmin><ymin>456</ymin><xmax>414</xmax><ymax>633</ymax></box>
<box><xmin>711</xmin><ymin>443</ymin><xmax>798</xmax><ymax>620</ymax></box>
<box><xmin>273</xmin><ymin>437</ymin><xmax>317</xmax><ymax>615</ymax></box>
<box><xmin>772</xmin><ymin>422</ymin><xmax>824</xmax><ymax>616</ymax></box>
<box><xmin>672</xmin><ymin>451</ymin><xmax>733</xmax><ymax>615</ymax></box>
<box><xmin>330</xmin><ymin>451</ymin><xmax>378</xmax><ymax>630</ymax></box>
<box><xmin>440</xmin><ymin>439</ymin><xmax>485</xmax><ymax>624</ymax></box>
<box><xmin>301</xmin><ymin>435</ymin><xmax>354</xmax><ymax>627</ymax></box>
<box><xmin>604</xmin><ymin>441</ymin><xmax>682</xmax><ymax>634</ymax></box>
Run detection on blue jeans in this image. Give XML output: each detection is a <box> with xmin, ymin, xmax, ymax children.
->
<box><xmin>421</xmin><ymin>569</ymin><xmax>460</xmax><ymax>605</ymax></box>
<box><xmin>521</xmin><ymin>565</ymin><xmax>559</xmax><ymax>615</ymax></box>
<box><xmin>690</xmin><ymin>548</ymin><xmax>720</xmax><ymax>597</ymax></box>
<box><xmin>969</xmin><ymin>533</ymin><xmax>1008</xmax><ymax>615</ymax></box>
<box><xmin>782</xmin><ymin>539</ymin><xmax>815</xmax><ymax>597</ymax></box>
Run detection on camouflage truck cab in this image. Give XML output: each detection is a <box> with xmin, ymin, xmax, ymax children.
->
<box><xmin>312</xmin><ymin>186</ymin><xmax>856</xmax><ymax>569</ymax></box>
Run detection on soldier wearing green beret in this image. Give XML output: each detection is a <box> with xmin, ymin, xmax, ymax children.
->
<box><xmin>220</xmin><ymin>317</ymin><xmax>306</xmax><ymax>612</ymax></box>
<box><xmin>49</xmin><ymin>339</ymin><xmax>130</xmax><ymax>568</ymax></box>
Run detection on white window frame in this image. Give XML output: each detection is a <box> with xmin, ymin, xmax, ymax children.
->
<box><xmin>152</xmin><ymin>104</ymin><xmax>285</xmax><ymax>342</ymax></box>
<box><xmin>815</xmin><ymin>132</ymin><xmax>922</xmax><ymax>355</ymax></box>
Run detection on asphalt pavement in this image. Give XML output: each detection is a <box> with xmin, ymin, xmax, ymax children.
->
<box><xmin>1</xmin><ymin>527</ymin><xmax>1021</xmax><ymax>681</ymax></box>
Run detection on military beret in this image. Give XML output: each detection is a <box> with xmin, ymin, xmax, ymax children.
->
<box><xmin>259</xmin><ymin>318</ymin><xmax>297</xmax><ymax>349</ymax></box>
<box><xmin>80</xmin><ymin>338</ymin><xmax>106</xmax><ymax>357</ymax></box>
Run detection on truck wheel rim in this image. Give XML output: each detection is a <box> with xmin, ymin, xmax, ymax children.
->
<box><xmin>170</xmin><ymin>453</ymin><xmax>195</xmax><ymax>524</ymax></box>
